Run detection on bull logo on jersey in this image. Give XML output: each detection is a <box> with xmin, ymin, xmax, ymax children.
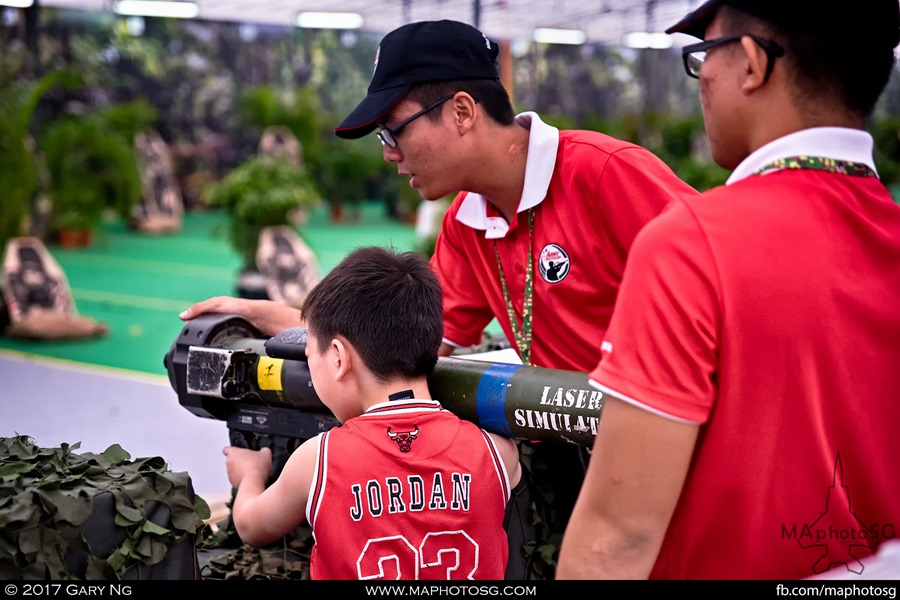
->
<box><xmin>387</xmin><ymin>426</ymin><xmax>419</xmax><ymax>452</ymax></box>
<box><xmin>538</xmin><ymin>243</ymin><xmax>570</xmax><ymax>283</ymax></box>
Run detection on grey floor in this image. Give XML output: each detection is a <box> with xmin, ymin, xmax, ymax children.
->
<box><xmin>0</xmin><ymin>352</ymin><xmax>232</xmax><ymax>504</ymax></box>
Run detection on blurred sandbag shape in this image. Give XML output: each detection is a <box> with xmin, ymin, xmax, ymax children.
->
<box><xmin>257</xmin><ymin>125</ymin><xmax>303</xmax><ymax>170</ymax></box>
<box><xmin>132</xmin><ymin>129</ymin><xmax>183</xmax><ymax>234</ymax></box>
<box><xmin>256</xmin><ymin>225</ymin><xmax>320</xmax><ymax>310</ymax></box>
<box><xmin>1</xmin><ymin>236</ymin><xmax>107</xmax><ymax>339</ymax></box>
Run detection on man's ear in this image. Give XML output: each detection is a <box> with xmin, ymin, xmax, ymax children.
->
<box><xmin>740</xmin><ymin>35</ymin><xmax>770</xmax><ymax>94</ymax></box>
<box><xmin>449</xmin><ymin>92</ymin><xmax>478</xmax><ymax>134</ymax></box>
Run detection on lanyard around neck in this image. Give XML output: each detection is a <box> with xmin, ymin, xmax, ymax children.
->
<box><xmin>754</xmin><ymin>156</ymin><xmax>877</xmax><ymax>178</ymax></box>
<box><xmin>494</xmin><ymin>207</ymin><xmax>535</xmax><ymax>366</ymax></box>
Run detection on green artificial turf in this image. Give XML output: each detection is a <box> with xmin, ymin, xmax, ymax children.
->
<box><xmin>0</xmin><ymin>202</ymin><xmax>418</xmax><ymax>376</ymax></box>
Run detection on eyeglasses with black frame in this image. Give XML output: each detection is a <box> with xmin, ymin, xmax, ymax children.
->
<box><xmin>681</xmin><ymin>34</ymin><xmax>784</xmax><ymax>81</ymax></box>
<box><xmin>377</xmin><ymin>95</ymin><xmax>455</xmax><ymax>149</ymax></box>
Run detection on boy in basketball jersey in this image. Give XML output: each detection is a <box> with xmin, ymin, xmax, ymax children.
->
<box><xmin>223</xmin><ymin>246</ymin><xmax>522</xmax><ymax>580</ymax></box>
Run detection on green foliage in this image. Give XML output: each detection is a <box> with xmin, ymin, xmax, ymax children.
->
<box><xmin>204</xmin><ymin>155</ymin><xmax>322</xmax><ymax>267</ymax></box>
<box><xmin>43</xmin><ymin>100</ymin><xmax>156</xmax><ymax>233</ymax></box>
<box><xmin>648</xmin><ymin>113</ymin><xmax>729</xmax><ymax>192</ymax></box>
<box><xmin>239</xmin><ymin>85</ymin><xmax>322</xmax><ymax>168</ymax></box>
<box><xmin>581</xmin><ymin>115</ymin><xmax>641</xmax><ymax>144</ymax></box>
<box><xmin>870</xmin><ymin>116</ymin><xmax>900</xmax><ymax>186</ymax></box>
<box><xmin>674</xmin><ymin>159</ymin><xmax>730</xmax><ymax>192</ymax></box>
<box><xmin>889</xmin><ymin>184</ymin><xmax>900</xmax><ymax>206</ymax></box>
<box><xmin>0</xmin><ymin>435</ymin><xmax>209</xmax><ymax>580</ymax></box>
<box><xmin>0</xmin><ymin>69</ymin><xmax>81</xmax><ymax>250</ymax></box>
<box><xmin>314</xmin><ymin>137</ymin><xmax>386</xmax><ymax>209</ymax></box>
<box><xmin>395</xmin><ymin>179</ymin><xmax>427</xmax><ymax>223</ymax></box>
<box><xmin>232</xmin><ymin>68</ymin><xmax>400</xmax><ymax>219</ymax></box>
<box><xmin>103</xmin><ymin>99</ymin><xmax>159</xmax><ymax>140</ymax></box>
<box><xmin>658</xmin><ymin>114</ymin><xmax>699</xmax><ymax>159</ymax></box>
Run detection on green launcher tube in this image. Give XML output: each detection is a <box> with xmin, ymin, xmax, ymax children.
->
<box><xmin>430</xmin><ymin>357</ymin><xmax>602</xmax><ymax>448</ymax></box>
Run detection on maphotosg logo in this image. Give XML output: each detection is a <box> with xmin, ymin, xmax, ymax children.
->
<box><xmin>780</xmin><ymin>453</ymin><xmax>896</xmax><ymax>577</ymax></box>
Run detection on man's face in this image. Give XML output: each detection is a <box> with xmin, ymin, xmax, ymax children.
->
<box><xmin>698</xmin><ymin>15</ymin><xmax>751</xmax><ymax>170</ymax></box>
<box><xmin>378</xmin><ymin>98</ymin><xmax>463</xmax><ymax>201</ymax></box>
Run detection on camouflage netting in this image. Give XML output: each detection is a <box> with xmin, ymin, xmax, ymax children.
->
<box><xmin>198</xmin><ymin>489</ymin><xmax>313</xmax><ymax>580</ymax></box>
<box><xmin>0</xmin><ymin>435</ymin><xmax>210</xmax><ymax>579</ymax></box>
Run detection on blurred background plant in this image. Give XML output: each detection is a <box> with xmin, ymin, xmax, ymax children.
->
<box><xmin>203</xmin><ymin>154</ymin><xmax>322</xmax><ymax>269</ymax></box>
<box><xmin>871</xmin><ymin>116</ymin><xmax>900</xmax><ymax>198</ymax></box>
<box><xmin>42</xmin><ymin>98</ymin><xmax>158</xmax><ymax>243</ymax></box>
<box><xmin>4</xmin><ymin>5</ymin><xmax>897</xmax><ymax>248</ymax></box>
<box><xmin>238</xmin><ymin>85</ymin><xmax>322</xmax><ymax>170</ymax></box>
<box><xmin>0</xmin><ymin>68</ymin><xmax>81</xmax><ymax>251</ymax></box>
<box><xmin>315</xmin><ymin>136</ymin><xmax>387</xmax><ymax>222</ymax></box>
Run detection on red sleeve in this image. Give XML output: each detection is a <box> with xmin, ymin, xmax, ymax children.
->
<box><xmin>430</xmin><ymin>195</ymin><xmax>495</xmax><ymax>348</ymax></box>
<box><xmin>589</xmin><ymin>198</ymin><xmax>719</xmax><ymax>423</ymax></box>
<box><xmin>598</xmin><ymin>146</ymin><xmax>701</xmax><ymax>260</ymax></box>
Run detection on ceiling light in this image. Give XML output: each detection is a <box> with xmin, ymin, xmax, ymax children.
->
<box><xmin>114</xmin><ymin>1</ymin><xmax>199</xmax><ymax>19</ymax></box>
<box><xmin>533</xmin><ymin>27</ymin><xmax>586</xmax><ymax>46</ymax></box>
<box><xmin>125</xmin><ymin>15</ymin><xmax>144</xmax><ymax>35</ymax></box>
<box><xmin>296</xmin><ymin>11</ymin><xmax>364</xmax><ymax>30</ymax></box>
<box><xmin>0</xmin><ymin>0</ymin><xmax>34</xmax><ymax>7</ymax></box>
<box><xmin>623</xmin><ymin>32</ymin><xmax>673</xmax><ymax>49</ymax></box>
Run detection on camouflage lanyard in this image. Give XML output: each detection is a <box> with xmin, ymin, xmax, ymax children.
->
<box><xmin>754</xmin><ymin>156</ymin><xmax>877</xmax><ymax>178</ymax></box>
<box><xmin>494</xmin><ymin>208</ymin><xmax>535</xmax><ymax>366</ymax></box>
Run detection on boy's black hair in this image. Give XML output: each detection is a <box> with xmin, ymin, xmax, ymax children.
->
<box><xmin>300</xmin><ymin>246</ymin><xmax>443</xmax><ymax>382</ymax></box>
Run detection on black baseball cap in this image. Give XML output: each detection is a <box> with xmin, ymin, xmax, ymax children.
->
<box><xmin>334</xmin><ymin>20</ymin><xmax>501</xmax><ymax>139</ymax></box>
<box><xmin>666</xmin><ymin>0</ymin><xmax>900</xmax><ymax>49</ymax></box>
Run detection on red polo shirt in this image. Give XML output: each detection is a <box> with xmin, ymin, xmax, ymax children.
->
<box><xmin>590</xmin><ymin>131</ymin><xmax>900</xmax><ymax>577</ymax></box>
<box><xmin>432</xmin><ymin>112</ymin><xmax>698</xmax><ymax>371</ymax></box>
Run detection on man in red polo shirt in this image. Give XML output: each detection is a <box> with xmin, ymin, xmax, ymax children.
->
<box><xmin>183</xmin><ymin>20</ymin><xmax>698</xmax><ymax>579</ymax></box>
<box><xmin>557</xmin><ymin>0</ymin><xmax>900</xmax><ymax>580</ymax></box>
<box><xmin>332</xmin><ymin>20</ymin><xmax>697</xmax><ymax>374</ymax></box>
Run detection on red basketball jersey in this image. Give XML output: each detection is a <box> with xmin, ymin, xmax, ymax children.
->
<box><xmin>306</xmin><ymin>399</ymin><xmax>512</xmax><ymax>580</ymax></box>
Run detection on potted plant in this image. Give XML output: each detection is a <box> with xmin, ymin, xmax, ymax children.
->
<box><xmin>0</xmin><ymin>69</ymin><xmax>80</xmax><ymax>252</ymax></box>
<box><xmin>238</xmin><ymin>85</ymin><xmax>322</xmax><ymax>169</ymax></box>
<box><xmin>203</xmin><ymin>154</ymin><xmax>322</xmax><ymax>297</ymax></box>
<box><xmin>42</xmin><ymin>101</ymin><xmax>156</xmax><ymax>247</ymax></box>
<box><xmin>314</xmin><ymin>137</ymin><xmax>385</xmax><ymax>223</ymax></box>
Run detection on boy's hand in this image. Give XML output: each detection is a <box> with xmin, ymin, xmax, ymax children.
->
<box><xmin>224</xmin><ymin>446</ymin><xmax>273</xmax><ymax>488</ymax></box>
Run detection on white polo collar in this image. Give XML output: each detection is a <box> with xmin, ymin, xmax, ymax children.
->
<box><xmin>727</xmin><ymin>127</ymin><xmax>878</xmax><ymax>185</ymax></box>
<box><xmin>455</xmin><ymin>112</ymin><xmax>560</xmax><ymax>239</ymax></box>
